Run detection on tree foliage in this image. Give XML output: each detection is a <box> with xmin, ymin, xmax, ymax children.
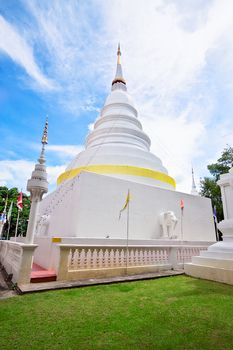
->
<box><xmin>0</xmin><ymin>186</ymin><xmax>31</xmax><ymax>239</ymax></box>
<box><xmin>200</xmin><ymin>146</ymin><xmax>233</xmax><ymax>222</ymax></box>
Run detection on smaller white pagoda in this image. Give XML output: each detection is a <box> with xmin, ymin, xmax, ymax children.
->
<box><xmin>185</xmin><ymin>167</ymin><xmax>233</xmax><ymax>285</ymax></box>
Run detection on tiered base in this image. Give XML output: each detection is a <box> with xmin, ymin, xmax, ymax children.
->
<box><xmin>184</xmin><ymin>242</ymin><xmax>233</xmax><ymax>285</ymax></box>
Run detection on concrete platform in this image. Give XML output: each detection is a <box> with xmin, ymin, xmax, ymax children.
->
<box><xmin>18</xmin><ymin>269</ymin><xmax>184</xmax><ymax>294</ymax></box>
<box><xmin>185</xmin><ymin>262</ymin><xmax>233</xmax><ymax>286</ymax></box>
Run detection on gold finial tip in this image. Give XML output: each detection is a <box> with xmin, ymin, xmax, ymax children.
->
<box><xmin>117</xmin><ymin>43</ymin><xmax>121</xmax><ymax>64</ymax></box>
<box><xmin>117</xmin><ymin>43</ymin><xmax>121</xmax><ymax>55</ymax></box>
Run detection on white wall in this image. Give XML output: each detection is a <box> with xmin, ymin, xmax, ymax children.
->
<box><xmin>38</xmin><ymin>171</ymin><xmax>215</xmax><ymax>242</ymax></box>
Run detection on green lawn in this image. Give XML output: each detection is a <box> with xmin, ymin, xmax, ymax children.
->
<box><xmin>1</xmin><ymin>275</ymin><xmax>233</xmax><ymax>350</ymax></box>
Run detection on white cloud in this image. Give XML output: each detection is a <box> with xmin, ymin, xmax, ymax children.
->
<box><xmin>99</xmin><ymin>0</ymin><xmax>233</xmax><ymax>192</ymax></box>
<box><xmin>47</xmin><ymin>164</ymin><xmax>66</xmax><ymax>191</ymax></box>
<box><xmin>0</xmin><ymin>160</ymin><xmax>65</xmax><ymax>192</ymax></box>
<box><xmin>3</xmin><ymin>0</ymin><xmax>233</xmax><ymax>193</ymax></box>
<box><xmin>0</xmin><ymin>15</ymin><xmax>55</xmax><ymax>90</ymax></box>
<box><xmin>24</xmin><ymin>1</ymin><xmax>108</xmax><ymax>114</ymax></box>
<box><xmin>46</xmin><ymin>144</ymin><xmax>83</xmax><ymax>160</ymax></box>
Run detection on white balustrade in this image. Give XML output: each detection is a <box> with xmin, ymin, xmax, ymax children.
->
<box><xmin>176</xmin><ymin>247</ymin><xmax>207</xmax><ymax>265</ymax></box>
<box><xmin>56</xmin><ymin>244</ymin><xmax>209</xmax><ymax>282</ymax></box>
<box><xmin>0</xmin><ymin>241</ymin><xmax>37</xmax><ymax>285</ymax></box>
<box><xmin>67</xmin><ymin>246</ymin><xmax>172</xmax><ymax>271</ymax></box>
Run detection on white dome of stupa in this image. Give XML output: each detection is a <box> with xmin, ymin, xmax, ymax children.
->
<box><xmin>57</xmin><ymin>45</ymin><xmax>176</xmax><ymax>190</ymax></box>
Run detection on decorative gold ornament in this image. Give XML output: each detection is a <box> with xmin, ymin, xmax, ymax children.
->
<box><xmin>41</xmin><ymin>117</ymin><xmax>48</xmax><ymax>145</ymax></box>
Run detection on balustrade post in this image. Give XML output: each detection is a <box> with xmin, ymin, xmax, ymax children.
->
<box><xmin>168</xmin><ymin>247</ymin><xmax>178</xmax><ymax>269</ymax></box>
<box><xmin>17</xmin><ymin>244</ymin><xmax>38</xmax><ymax>285</ymax></box>
<box><xmin>56</xmin><ymin>245</ymin><xmax>70</xmax><ymax>281</ymax></box>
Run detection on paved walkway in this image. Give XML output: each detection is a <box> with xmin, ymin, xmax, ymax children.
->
<box><xmin>0</xmin><ymin>267</ymin><xmax>17</xmax><ymax>300</ymax></box>
<box><xmin>18</xmin><ymin>269</ymin><xmax>184</xmax><ymax>294</ymax></box>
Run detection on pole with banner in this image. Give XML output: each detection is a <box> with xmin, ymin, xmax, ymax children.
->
<box><xmin>180</xmin><ymin>199</ymin><xmax>184</xmax><ymax>266</ymax></box>
<box><xmin>213</xmin><ymin>205</ymin><xmax>219</xmax><ymax>241</ymax></box>
<box><xmin>15</xmin><ymin>191</ymin><xmax>23</xmax><ymax>240</ymax></box>
<box><xmin>119</xmin><ymin>189</ymin><xmax>131</xmax><ymax>274</ymax></box>
<box><xmin>6</xmin><ymin>201</ymin><xmax>13</xmax><ymax>240</ymax></box>
<box><xmin>0</xmin><ymin>195</ymin><xmax>8</xmax><ymax>239</ymax></box>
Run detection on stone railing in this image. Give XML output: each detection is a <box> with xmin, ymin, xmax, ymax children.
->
<box><xmin>0</xmin><ymin>241</ymin><xmax>37</xmax><ymax>285</ymax></box>
<box><xmin>177</xmin><ymin>246</ymin><xmax>207</xmax><ymax>264</ymax></box>
<box><xmin>56</xmin><ymin>244</ymin><xmax>208</xmax><ymax>281</ymax></box>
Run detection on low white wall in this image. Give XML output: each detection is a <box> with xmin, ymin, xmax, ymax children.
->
<box><xmin>0</xmin><ymin>241</ymin><xmax>37</xmax><ymax>284</ymax></box>
<box><xmin>56</xmin><ymin>243</ymin><xmax>209</xmax><ymax>281</ymax></box>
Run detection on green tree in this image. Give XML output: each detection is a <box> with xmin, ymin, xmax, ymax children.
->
<box><xmin>200</xmin><ymin>146</ymin><xmax>233</xmax><ymax>222</ymax></box>
<box><xmin>0</xmin><ymin>187</ymin><xmax>31</xmax><ymax>239</ymax></box>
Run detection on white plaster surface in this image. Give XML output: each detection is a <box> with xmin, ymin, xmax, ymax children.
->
<box><xmin>38</xmin><ymin>171</ymin><xmax>215</xmax><ymax>242</ymax></box>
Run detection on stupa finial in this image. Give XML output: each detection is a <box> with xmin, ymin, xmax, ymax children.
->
<box><xmin>112</xmin><ymin>43</ymin><xmax>126</xmax><ymax>89</ymax></box>
<box><xmin>38</xmin><ymin>117</ymin><xmax>48</xmax><ymax>164</ymax></box>
<box><xmin>191</xmin><ymin>167</ymin><xmax>198</xmax><ymax>195</ymax></box>
<box><xmin>41</xmin><ymin>116</ymin><xmax>48</xmax><ymax>145</ymax></box>
<box><xmin>117</xmin><ymin>43</ymin><xmax>121</xmax><ymax>64</ymax></box>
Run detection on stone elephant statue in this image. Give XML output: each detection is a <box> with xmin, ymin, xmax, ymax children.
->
<box><xmin>159</xmin><ymin>211</ymin><xmax>178</xmax><ymax>239</ymax></box>
<box><xmin>36</xmin><ymin>214</ymin><xmax>50</xmax><ymax>236</ymax></box>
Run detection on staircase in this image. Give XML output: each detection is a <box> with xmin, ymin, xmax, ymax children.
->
<box><xmin>30</xmin><ymin>263</ymin><xmax>57</xmax><ymax>283</ymax></box>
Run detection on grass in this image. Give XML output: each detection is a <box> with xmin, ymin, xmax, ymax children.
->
<box><xmin>1</xmin><ymin>275</ymin><xmax>233</xmax><ymax>350</ymax></box>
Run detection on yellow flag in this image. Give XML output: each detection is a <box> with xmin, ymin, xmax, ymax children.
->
<box><xmin>119</xmin><ymin>190</ymin><xmax>130</xmax><ymax>219</ymax></box>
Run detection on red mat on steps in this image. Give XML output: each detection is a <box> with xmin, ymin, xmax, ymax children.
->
<box><xmin>30</xmin><ymin>263</ymin><xmax>57</xmax><ymax>283</ymax></box>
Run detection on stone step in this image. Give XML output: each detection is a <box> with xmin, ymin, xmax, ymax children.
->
<box><xmin>192</xmin><ymin>256</ymin><xmax>233</xmax><ymax>269</ymax></box>
<box><xmin>184</xmin><ymin>262</ymin><xmax>233</xmax><ymax>285</ymax></box>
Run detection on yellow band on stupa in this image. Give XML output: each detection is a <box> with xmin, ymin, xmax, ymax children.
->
<box><xmin>57</xmin><ymin>164</ymin><xmax>176</xmax><ymax>188</ymax></box>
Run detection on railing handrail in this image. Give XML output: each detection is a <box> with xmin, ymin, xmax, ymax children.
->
<box><xmin>0</xmin><ymin>241</ymin><xmax>37</xmax><ymax>248</ymax></box>
<box><xmin>57</xmin><ymin>244</ymin><xmax>209</xmax><ymax>249</ymax></box>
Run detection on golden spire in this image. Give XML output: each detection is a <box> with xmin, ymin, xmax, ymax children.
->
<box><xmin>41</xmin><ymin>117</ymin><xmax>48</xmax><ymax>145</ymax></box>
<box><xmin>112</xmin><ymin>43</ymin><xmax>126</xmax><ymax>87</ymax></box>
<box><xmin>117</xmin><ymin>43</ymin><xmax>121</xmax><ymax>65</ymax></box>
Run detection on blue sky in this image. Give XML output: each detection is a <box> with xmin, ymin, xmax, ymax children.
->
<box><xmin>0</xmin><ymin>0</ymin><xmax>233</xmax><ymax>193</ymax></box>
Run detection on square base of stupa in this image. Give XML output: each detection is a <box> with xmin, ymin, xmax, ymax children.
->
<box><xmin>33</xmin><ymin>171</ymin><xmax>216</xmax><ymax>273</ymax></box>
<box><xmin>38</xmin><ymin>171</ymin><xmax>216</xmax><ymax>241</ymax></box>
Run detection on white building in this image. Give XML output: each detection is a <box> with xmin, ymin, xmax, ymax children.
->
<box><xmin>30</xmin><ymin>46</ymin><xmax>216</xmax><ymax>279</ymax></box>
<box><xmin>0</xmin><ymin>46</ymin><xmax>217</xmax><ymax>285</ymax></box>
<box><xmin>35</xmin><ymin>45</ymin><xmax>215</xmax><ymax>243</ymax></box>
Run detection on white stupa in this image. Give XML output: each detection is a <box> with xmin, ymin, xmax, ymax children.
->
<box><xmin>57</xmin><ymin>44</ymin><xmax>175</xmax><ymax>190</ymax></box>
<box><xmin>35</xmin><ymin>46</ymin><xmax>215</xmax><ymax>245</ymax></box>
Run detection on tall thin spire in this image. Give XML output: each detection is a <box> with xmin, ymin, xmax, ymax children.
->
<box><xmin>38</xmin><ymin>117</ymin><xmax>48</xmax><ymax>165</ymax></box>
<box><xmin>42</xmin><ymin>116</ymin><xmax>48</xmax><ymax>145</ymax></box>
<box><xmin>112</xmin><ymin>43</ymin><xmax>126</xmax><ymax>89</ymax></box>
<box><xmin>191</xmin><ymin>167</ymin><xmax>198</xmax><ymax>195</ymax></box>
<box><xmin>26</xmin><ymin>118</ymin><xmax>48</xmax><ymax>244</ymax></box>
<box><xmin>117</xmin><ymin>43</ymin><xmax>121</xmax><ymax>64</ymax></box>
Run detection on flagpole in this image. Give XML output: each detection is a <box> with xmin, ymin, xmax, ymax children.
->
<box><xmin>126</xmin><ymin>190</ymin><xmax>130</xmax><ymax>275</ymax></box>
<box><xmin>181</xmin><ymin>208</ymin><xmax>183</xmax><ymax>241</ymax></box>
<box><xmin>15</xmin><ymin>208</ymin><xmax>20</xmax><ymax>241</ymax></box>
<box><xmin>213</xmin><ymin>206</ymin><xmax>218</xmax><ymax>241</ymax></box>
<box><xmin>180</xmin><ymin>200</ymin><xmax>184</xmax><ymax>267</ymax></box>
<box><xmin>0</xmin><ymin>194</ymin><xmax>8</xmax><ymax>238</ymax></box>
<box><xmin>7</xmin><ymin>216</ymin><xmax>11</xmax><ymax>240</ymax></box>
<box><xmin>6</xmin><ymin>201</ymin><xmax>13</xmax><ymax>240</ymax></box>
